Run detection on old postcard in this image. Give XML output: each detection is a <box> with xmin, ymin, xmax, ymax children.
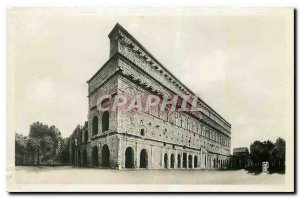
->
<box><xmin>6</xmin><ymin>8</ymin><xmax>294</xmax><ymax>192</ymax></box>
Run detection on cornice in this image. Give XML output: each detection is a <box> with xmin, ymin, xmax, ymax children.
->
<box><xmin>108</xmin><ymin>23</ymin><xmax>231</xmax><ymax>128</ymax></box>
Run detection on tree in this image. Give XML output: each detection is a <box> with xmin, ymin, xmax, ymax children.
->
<box><xmin>250</xmin><ymin>140</ymin><xmax>274</xmax><ymax>162</ymax></box>
<box><xmin>27</xmin><ymin>122</ymin><xmax>64</xmax><ymax>165</ymax></box>
<box><xmin>15</xmin><ymin>133</ymin><xmax>28</xmax><ymax>165</ymax></box>
<box><xmin>271</xmin><ymin>138</ymin><xmax>286</xmax><ymax>167</ymax></box>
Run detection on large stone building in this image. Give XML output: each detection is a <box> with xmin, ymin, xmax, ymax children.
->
<box><xmin>71</xmin><ymin>23</ymin><xmax>231</xmax><ymax>169</ymax></box>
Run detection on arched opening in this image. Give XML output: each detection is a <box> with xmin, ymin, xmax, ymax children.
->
<box><xmin>125</xmin><ymin>147</ymin><xmax>134</xmax><ymax>168</ymax></box>
<box><xmin>91</xmin><ymin>146</ymin><xmax>99</xmax><ymax>167</ymax></box>
<box><xmin>177</xmin><ymin>154</ymin><xmax>181</xmax><ymax>168</ymax></box>
<box><xmin>77</xmin><ymin>150</ymin><xmax>81</xmax><ymax>166</ymax></box>
<box><xmin>183</xmin><ymin>153</ymin><xmax>187</xmax><ymax>168</ymax></box>
<box><xmin>92</xmin><ymin>116</ymin><xmax>98</xmax><ymax>135</ymax></box>
<box><xmin>188</xmin><ymin>155</ymin><xmax>192</xmax><ymax>168</ymax></box>
<box><xmin>101</xmin><ymin>144</ymin><xmax>110</xmax><ymax>167</ymax></box>
<box><xmin>164</xmin><ymin>153</ymin><xmax>168</xmax><ymax>168</ymax></box>
<box><xmin>82</xmin><ymin>149</ymin><xmax>87</xmax><ymax>167</ymax></box>
<box><xmin>102</xmin><ymin>111</ymin><xmax>109</xmax><ymax>131</ymax></box>
<box><xmin>84</xmin><ymin>130</ymin><xmax>88</xmax><ymax>144</ymax></box>
<box><xmin>194</xmin><ymin>156</ymin><xmax>198</xmax><ymax>168</ymax></box>
<box><xmin>170</xmin><ymin>154</ymin><xmax>175</xmax><ymax>168</ymax></box>
<box><xmin>213</xmin><ymin>159</ymin><xmax>216</xmax><ymax>168</ymax></box>
<box><xmin>139</xmin><ymin>149</ymin><xmax>148</xmax><ymax>168</ymax></box>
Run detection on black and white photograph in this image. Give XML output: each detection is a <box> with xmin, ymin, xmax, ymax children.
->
<box><xmin>6</xmin><ymin>7</ymin><xmax>294</xmax><ymax>192</ymax></box>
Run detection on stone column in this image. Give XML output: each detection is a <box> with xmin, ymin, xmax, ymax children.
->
<box><xmin>161</xmin><ymin>148</ymin><xmax>164</xmax><ymax>168</ymax></box>
<box><xmin>151</xmin><ymin>145</ymin><xmax>153</xmax><ymax>169</ymax></box>
<box><xmin>198</xmin><ymin>153</ymin><xmax>201</xmax><ymax>169</ymax></box>
<box><xmin>186</xmin><ymin>152</ymin><xmax>189</xmax><ymax>168</ymax></box>
<box><xmin>192</xmin><ymin>154</ymin><xmax>194</xmax><ymax>169</ymax></box>
<box><xmin>135</xmin><ymin>142</ymin><xmax>138</xmax><ymax>168</ymax></box>
<box><xmin>206</xmin><ymin>153</ymin><xmax>208</xmax><ymax>169</ymax></box>
<box><xmin>117</xmin><ymin>136</ymin><xmax>123</xmax><ymax>169</ymax></box>
<box><xmin>181</xmin><ymin>150</ymin><xmax>184</xmax><ymax>169</ymax></box>
<box><xmin>168</xmin><ymin>149</ymin><xmax>171</xmax><ymax>169</ymax></box>
<box><xmin>200</xmin><ymin>150</ymin><xmax>203</xmax><ymax>169</ymax></box>
<box><xmin>98</xmin><ymin>143</ymin><xmax>101</xmax><ymax>167</ymax></box>
<box><xmin>175</xmin><ymin>150</ymin><xmax>178</xmax><ymax>169</ymax></box>
<box><xmin>136</xmin><ymin>144</ymin><xmax>140</xmax><ymax>169</ymax></box>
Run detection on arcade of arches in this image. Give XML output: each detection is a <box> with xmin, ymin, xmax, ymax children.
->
<box><xmin>161</xmin><ymin>152</ymin><xmax>228</xmax><ymax>169</ymax></box>
<box><xmin>75</xmin><ymin>143</ymin><xmax>229</xmax><ymax>169</ymax></box>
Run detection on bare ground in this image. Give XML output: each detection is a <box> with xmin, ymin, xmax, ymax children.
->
<box><xmin>13</xmin><ymin>166</ymin><xmax>285</xmax><ymax>185</ymax></box>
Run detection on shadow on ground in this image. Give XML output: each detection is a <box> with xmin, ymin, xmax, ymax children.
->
<box><xmin>245</xmin><ymin>168</ymin><xmax>285</xmax><ymax>175</ymax></box>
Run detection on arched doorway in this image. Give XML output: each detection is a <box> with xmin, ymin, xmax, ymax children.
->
<box><xmin>125</xmin><ymin>147</ymin><xmax>134</xmax><ymax>168</ymax></box>
<box><xmin>188</xmin><ymin>155</ymin><xmax>192</xmax><ymax>168</ymax></box>
<box><xmin>177</xmin><ymin>154</ymin><xmax>181</xmax><ymax>168</ymax></box>
<box><xmin>92</xmin><ymin>146</ymin><xmax>99</xmax><ymax>167</ymax></box>
<box><xmin>194</xmin><ymin>156</ymin><xmax>198</xmax><ymax>168</ymax></box>
<box><xmin>102</xmin><ymin>144</ymin><xmax>110</xmax><ymax>167</ymax></box>
<box><xmin>170</xmin><ymin>154</ymin><xmax>175</xmax><ymax>168</ymax></box>
<box><xmin>183</xmin><ymin>153</ymin><xmax>187</xmax><ymax>168</ymax></box>
<box><xmin>140</xmin><ymin>149</ymin><xmax>148</xmax><ymax>168</ymax></box>
<box><xmin>77</xmin><ymin>150</ymin><xmax>81</xmax><ymax>166</ymax></box>
<box><xmin>213</xmin><ymin>158</ymin><xmax>216</xmax><ymax>168</ymax></box>
<box><xmin>164</xmin><ymin>153</ymin><xmax>168</xmax><ymax>168</ymax></box>
<box><xmin>82</xmin><ymin>149</ymin><xmax>87</xmax><ymax>167</ymax></box>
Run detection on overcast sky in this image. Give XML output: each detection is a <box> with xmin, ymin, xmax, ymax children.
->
<box><xmin>9</xmin><ymin>8</ymin><xmax>293</xmax><ymax>150</ymax></box>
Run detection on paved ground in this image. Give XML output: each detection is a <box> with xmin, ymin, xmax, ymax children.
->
<box><xmin>13</xmin><ymin>166</ymin><xmax>285</xmax><ymax>185</ymax></box>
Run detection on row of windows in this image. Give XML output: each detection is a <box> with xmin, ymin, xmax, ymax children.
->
<box><xmin>92</xmin><ymin>111</ymin><xmax>110</xmax><ymax>135</ymax></box>
<box><xmin>150</xmin><ymin>110</ymin><xmax>230</xmax><ymax>146</ymax></box>
<box><xmin>150</xmin><ymin>108</ymin><xmax>225</xmax><ymax>133</ymax></box>
<box><xmin>139</xmin><ymin>126</ymin><xmax>229</xmax><ymax>149</ymax></box>
<box><xmin>139</xmin><ymin>117</ymin><xmax>230</xmax><ymax>147</ymax></box>
<box><xmin>204</xmin><ymin>129</ymin><xmax>230</xmax><ymax>146</ymax></box>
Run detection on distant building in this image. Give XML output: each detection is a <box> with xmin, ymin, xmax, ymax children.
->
<box><xmin>229</xmin><ymin>147</ymin><xmax>253</xmax><ymax>169</ymax></box>
<box><xmin>233</xmin><ymin>147</ymin><xmax>249</xmax><ymax>156</ymax></box>
<box><xmin>68</xmin><ymin>122</ymin><xmax>88</xmax><ymax>166</ymax></box>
